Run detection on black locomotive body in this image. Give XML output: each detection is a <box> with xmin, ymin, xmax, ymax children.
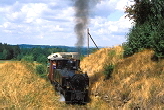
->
<box><xmin>47</xmin><ymin>52</ymin><xmax>89</xmax><ymax>104</ymax></box>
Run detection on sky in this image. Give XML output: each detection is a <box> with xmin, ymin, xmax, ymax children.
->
<box><xmin>0</xmin><ymin>0</ymin><xmax>134</xmax><ymax>47</ymax></box>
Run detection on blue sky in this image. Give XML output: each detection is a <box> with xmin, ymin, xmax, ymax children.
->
<box><xmin>0</xmin><ymin>0</ymin><xmax>134</xmax><ymax>47</ymax></box>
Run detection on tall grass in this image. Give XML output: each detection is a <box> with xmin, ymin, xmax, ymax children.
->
<box><xmin>81</xmin><ymin>46</ymin><xmax>164</xmax><ymax>108</ymax></box>
<box><xmin>1</xmin><ymin>62</ymin><xmax>65</xmax><ymax>108</ymax></box>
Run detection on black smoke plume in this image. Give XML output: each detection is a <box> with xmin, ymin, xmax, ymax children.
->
<box><xmin>74</xmin><ymin>0</ymin><xmax>90</xmax><ymax>48</ymax></box>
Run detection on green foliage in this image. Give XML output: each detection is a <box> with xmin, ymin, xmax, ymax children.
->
<box><xmin>36</xmin><ymin>55</ymin><xmax>47</xmax><ymax>64</ymax></box>
<box><xmin>21</xmin><ymin>56</ymin><xmax>34</xmax><ymax>63</ymax></box>
<box><xmin>90</xmin><ymin>48</ymin><xmax>98</xmax><ymax>53</ymax></box>
<box><xmin>13</xmin><ymin>45</ymin><xmax>21</xmax><ymax>59</ymax></box>
<box><xmin>123</xmin><ymin>23</ymin><xmax>153</xmax><ymax>57</ymax></box>
<box><xmin>20</xmin><ymin>47</ymin><xmax>67</xmax><ymax>61</ymax></box>
<box><xmin>108</xmin><ymin>50</ymin><xmax>116</xmax><ymax>57</ymax></box>
<box><xmin>0</xmin><ymin>43</ymin><xmax>21</xmax><ymax>60</ymax></box>
<box><xmin>125</xmin><ymin>0</ymin><xmax>164</xmax><ymax>25</ymax></box>
<box><xmin>36</xmin><ymin>64</ymin><xmax>47</xmax><ymax>78</ymax></box>
<box><xmin>103</xmin><ymin>64</ymin><xmax>115</xmax><ymax>80</ymax></box>
<box><xmin>2</xmin><ymin>49</ymin><xmax>10</xmax><ymax>59</ymax></box>
<box><xmin>80</xmin><ymin>55</ymin><xmax>85</xmax><ymax>60</ymax></box>
<box><xmin>151</xmin><ymin>20</ymin><xmax>164</xmax><ymax>59</ymax></box>
<box><xmin>124</xmin><ymin>0</ymin><xmax>164</xmax><ymax>59</ymax></box>
<box><xmin>36</xmin><ymin>65</ymin><xmax>45</xmax><ymax>74</ymax></box>
<box><xmin>0</xmin><ymin>52</ymin><xmax>3</xmax><ymax>59</ymax></box>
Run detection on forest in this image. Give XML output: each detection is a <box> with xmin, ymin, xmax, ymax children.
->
<box><xmin>0</xmin><ymin>43</ymin><xmax>93</xmax><ymax>64</ymax></box>
<box><xmin>0</xmin><ymin>43</ymin><xmax>67</xmax><ymax>64</ymax></box>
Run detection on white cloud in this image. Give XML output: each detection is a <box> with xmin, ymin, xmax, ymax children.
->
<box><xmin>0</xmin><ymin>0</ymin><xmax>133</xmax><ymax>47</ymax></box>
<box><xmin>116</xmin><ymin>0</ymin><xmax>135</xmax><ymax>11</ymax></box>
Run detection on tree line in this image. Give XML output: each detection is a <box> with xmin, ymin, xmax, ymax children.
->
<box><xmin>0</xmin><ymin>43</ymin><xmax>21</xmax><ymax>60</ymax></box>
<box><xmin>0</xmin><ymin>43</ymin><xmax>67</xmax><ymax>64</ymax></box>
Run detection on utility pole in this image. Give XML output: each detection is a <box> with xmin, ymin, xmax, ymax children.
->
<box><xmin>87</xmin><ymin>28</ymin><xmax>89</xmax><ymax>57</ymax></box>
<box><xmin>87</xmin><ymin>28</ymin><xmax>99</xmax><ymax>57</ymax></box>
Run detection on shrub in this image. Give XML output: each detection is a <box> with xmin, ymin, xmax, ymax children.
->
<box><xmin>35</xmin><ymin>64</ymin><xmax>48</xmax><ymax>79</ymax></box>
<box><xmin>36</xmin><ymin>64</ymin><xmax>46</xmax><ymax>75</ymax></box>
<box><xmin>21</xmin><ymin>55</ymin><xmax>34</xmax><ymax>63</ymax></box>
<box><xmin>108</xmin><ymin>50</ymin><xmax>116</xmax><ymax>57</ymax></box>
<box><xmin>36</xmin><ymin>55</ymin><xmax>47</xmax><ymax>64</ymax></box>
<box><xmin>103</xmin><ymin>64</ymin><xmax>115</xmax><ymax>80</ymax></box>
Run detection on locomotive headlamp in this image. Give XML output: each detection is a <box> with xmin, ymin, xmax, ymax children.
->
<box><xmin>67</xmin><ymin>86</ymin><xmax>69</xmax><ymax>89</ymax></box>
<box><xmin>66</xmin><ymin>77</ymin><xmax>69</xmax><ymax>80</ymax></box>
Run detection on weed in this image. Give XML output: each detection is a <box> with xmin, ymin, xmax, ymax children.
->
<box><xmin>35</xmin><ymin>64</ymin><xmax>48</xmax><ymax>79</ymax></box>
<box><xmin>103</xmin><ymin>64</ymin><xmax>115</xmax><ymax>80</ymax></box>
<box><xmin>108</xmin><ymin>50</ymin><xmax>116</xmax><ymax>57</ymax></box>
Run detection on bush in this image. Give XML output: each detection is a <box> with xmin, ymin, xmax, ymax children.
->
<box><xmin>36</xmin><ymin>55</ymin><xmax>47</xmax><ymax>64</ymax></box>
<box><xmin>103</xmin><ymin>64</ymin><xmax>115</xmax><ymax>80</ymax></box>
<box><xmin>36</xmin><ymin>64</ymin><xmax>47</xmax><ymax>79</ymax></box>
<box><xmin>36</xmin><ymin>65</ymin><xmax>46</xmax><ymax>75</ymax></box>
<box><xmin>108</xmin><ymin>50</ymin><xmax>116</xmax><ymax>57</ymax></box>
<box><xmin>21</xmin><ymin>55</ymin><xmax>34</xmax><ymax>63</ymax></box>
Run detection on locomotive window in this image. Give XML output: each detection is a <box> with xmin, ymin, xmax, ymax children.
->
<box><xmin>56</xmin><ymin>60</ymin><xmax>68</xmax><ymax>69</ymax></box>
<box><xmin>57</xmin><ymin>61</ymin><xmax>62</xmax><ymax>69</ymax></box>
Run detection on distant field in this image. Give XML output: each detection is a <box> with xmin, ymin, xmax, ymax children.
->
<box><xmin>0</xmin><ymin>60</ymin><xmax>16</xmax><ymax>64</ymax></box>
<box><xmin>0</xmin><ymin>60</ymin><xmax>8</xmax><ymax>63</ymax></box>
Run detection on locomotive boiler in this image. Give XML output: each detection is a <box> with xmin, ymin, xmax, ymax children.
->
<box><xmin>47</xmin><ymin>52</ymin><xmax>89</xmax><ymax>104</ymax></box>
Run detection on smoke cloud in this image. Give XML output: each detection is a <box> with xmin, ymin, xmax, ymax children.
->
<box><xmin>74</xmin><ymin>0</ymin><xmax>90</xmax><ymax>47</ymax></box>
<box><xmin>73</xmin><ymin>0</ymin><xmax>101</xmax><ymax>48</ymax></box>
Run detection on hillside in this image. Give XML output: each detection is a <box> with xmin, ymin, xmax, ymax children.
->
<box><xmin>81</xmin><ymin>46</ymin><xmax>164</xmax><ymax>108</ymax></box>
<box><xmin>1</xmin><ymin>61</ymin><xmax>64</xmax><ymax>108</ymax></box>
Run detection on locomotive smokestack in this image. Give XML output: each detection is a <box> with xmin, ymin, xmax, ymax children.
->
<box><xmin>74</xmin><ymin>0</ymin><xmax>89</xmax><ymax>48</ymax></box>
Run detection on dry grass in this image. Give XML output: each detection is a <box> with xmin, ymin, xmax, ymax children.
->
<box><xmin>0</xmin><ymin>61</ymin><xmax>66</xmax><ymax>108</ymax></box>
<box><xmin>80</xmin><ymin>46</ymin><xmax>123</xmax><ymax>77</ymax></box>
<box><xmin>81</xmin><ymin>47</ymin><xmax>164</xmax><ymax>108</ymax></box>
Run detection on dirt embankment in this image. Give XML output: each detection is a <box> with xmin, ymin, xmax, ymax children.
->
<box><xmin>81</xmin><ymin>46</ymin><xmax>164</xmax><ymax>108</ymax></box>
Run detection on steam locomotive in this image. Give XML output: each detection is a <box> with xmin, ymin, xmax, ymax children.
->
<box><xmin>47</xmin><ymin>52</ymin><xmax>89</xmax><ymax>104</ymax></box>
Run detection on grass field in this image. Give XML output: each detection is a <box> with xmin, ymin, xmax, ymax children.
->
<box><xmin>0</xmin><ymin>60</ymin><xmax>8</xmax><ymax>63</ymax></box>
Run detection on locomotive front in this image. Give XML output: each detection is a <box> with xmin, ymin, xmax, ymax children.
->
<box><xmin>64</xmin><ymin>71</ymin><xmax>89</xmax><ymax>103</ymax></box>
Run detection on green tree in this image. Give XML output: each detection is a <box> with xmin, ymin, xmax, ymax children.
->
<box><xmin>2</xmin><ymin>49</ymin><xmax>11</xmax><ymax>60</ymax></box>
<box><xmin>21</xmin><ymin>55</ymin><xmax>34</xmax><ymax>63</ymax></box>
<box><xmin>124</xmin><ymin>0</ymin><xmax>164</xmax><ymax>58</ymax></box>
<box><xmin>0</xmin><ymin>43</ymin><xmax>3</xmax><ymax>52</ymax></box>
<box><xmin>13</xmin><ymin>45</ymin><xmax>21</xmax><ymax>59</ymax></box>
<box><xmin>36</xmin><ymin>55</ymin><xmax>47</xmax><ymax>64</ymax></box>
